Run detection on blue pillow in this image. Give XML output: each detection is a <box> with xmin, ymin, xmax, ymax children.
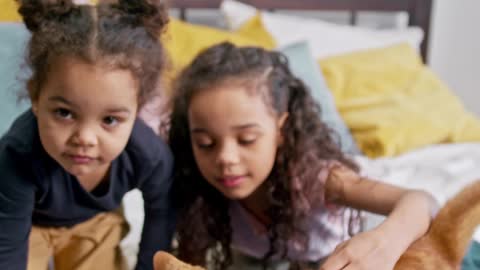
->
<box><xmin>278</xmin><ymin>41</ymin><xmax>360</xmax><ymax>154</ymax></box>
<box><xmin>0</xmin><ymin>23</ymin><xmax>31</xmax><ymax>135</ymax></box>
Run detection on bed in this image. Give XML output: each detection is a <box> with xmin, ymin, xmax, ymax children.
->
<box><xmin>1</xmin><ymin>0</ymin><xmax>479</xmax><ymax>269</ymax></box>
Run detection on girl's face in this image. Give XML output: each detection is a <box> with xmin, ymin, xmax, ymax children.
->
<box><xmin>31</xmin><ymin>56</ymin><xmax>138</xmax><ymax>183</ymax></box>
<box><xmin>188</xmin><ymin>84</ymin><xmax>286</xmax><ymax>200</ymax></box>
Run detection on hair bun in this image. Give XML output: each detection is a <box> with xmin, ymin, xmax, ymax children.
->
<box><xmin>117</xmin><ymin>0</ymin><xmax>169</xmax><ymax>37</ymax></box>
<box><xmin>17</xmin><ymin>0</ymin><xmax>75</xmax><ymax>32</ymax></box>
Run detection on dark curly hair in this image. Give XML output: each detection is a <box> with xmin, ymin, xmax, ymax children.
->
<box><xmin>169</xmin><ymin>42</ymin><xmax>359</xmax><ymax>269</ymax></box>
<box><xmin>17</xmin><ymin>0</ymin><xmax>169</xmax><ymax>108</ymax></box>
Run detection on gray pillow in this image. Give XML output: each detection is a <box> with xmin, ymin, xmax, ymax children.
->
<box><xmin>0</xmin><ymin>23</ymin><xmax>31</xmax><ymax>135</ymax></box>
<box><xmin>279</xmin><ymin>41</ymin><xmax>360</xmax><ymax>154</ymax></box>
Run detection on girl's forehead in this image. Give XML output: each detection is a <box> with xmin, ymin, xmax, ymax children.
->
<box><xmin>187</xmin><ymin>85</ymin><xmax>277</xmax><ymax>130</ymax></box>
<box><xmin>191</xmin><ymin>84</ymin><xmax>266</xmax><ymax>110</ymax></box>
<box><xmin>40</xmin><ymin>56</ymin><xmax>139</xmax><ymax>107</ymax></box>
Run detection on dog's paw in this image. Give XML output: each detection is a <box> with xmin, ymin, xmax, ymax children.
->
<box><xmin>153</xmin><ymin>251</ymin><xmax>205</xmax><ymax>270</ymax></box>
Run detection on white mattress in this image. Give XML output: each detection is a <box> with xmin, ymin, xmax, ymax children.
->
<box><xmin>121</xmin><ymin>142</ymin><xmax>480</xmax><ymax>269</ymax></box>
<box><xmin>356</xmin><ymin>143</ymin><xmax>480</xmax><ymax>237</ymax></box>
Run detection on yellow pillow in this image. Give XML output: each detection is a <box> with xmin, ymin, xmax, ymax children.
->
<box><xmin>234</xmin><ymin>13</ymin><xmax>275</xmax><ymax>49</ymax></box>
<box><xmin>0</xmin><ymin>0</ymin><xmax>21</xmax><ymax>22</ymax></box>
<box><xmin>163</xmin><ymin>15</ymin><xmax>275</xmax><ymax>74</ymax></box>
<box><xmin>0</xmin><ymin>0</ymin><xmax>100</xmax><ymax>22</ymax></box>
<box><xmin>320</xmin><ymin>43</ymin><xmax>480</xmax><ymax>157</ymax></box>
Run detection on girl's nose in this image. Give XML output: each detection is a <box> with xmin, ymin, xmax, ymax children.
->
<box><xmin>70</xmin><ymin>125</ymin><xmax>98</xmax><ymax>147</ymax></box>
<box><xmin>216</xmin><ymin>140</ymin><xmax>240</xmax><ymax>167</ymax></box>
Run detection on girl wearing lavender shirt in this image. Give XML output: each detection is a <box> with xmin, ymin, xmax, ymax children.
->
<box><xmin>166</xmin><ymin>42</ymin><xmax>439</xmax><ymax>270</ymax></box>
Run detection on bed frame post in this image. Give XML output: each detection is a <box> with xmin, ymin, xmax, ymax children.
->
<box><xmin>409</xmin><ymin>0</ymin><xmax>433</xmax><ymax>63</ymax></box>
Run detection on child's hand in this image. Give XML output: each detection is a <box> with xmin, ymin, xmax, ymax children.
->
<box><xmin>319</xmin><ymin>229</ymin><xmax>401</xmax><ymax>270</ymax></box>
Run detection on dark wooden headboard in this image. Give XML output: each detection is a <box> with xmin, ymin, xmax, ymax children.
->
<box><xmin>167</xmin><ymin>0</ymin><xmax>433</xmax><ymax>62</ymax></box>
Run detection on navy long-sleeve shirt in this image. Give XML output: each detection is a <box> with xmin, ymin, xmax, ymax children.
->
<box><xmin>0</xmin><ymin>110</ymin><xmax>176</xmax><ymax>270</ymax></box>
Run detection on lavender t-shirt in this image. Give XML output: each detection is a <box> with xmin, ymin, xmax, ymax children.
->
<box><xmin>229</xmin><ymin>163</ymin><xmax>361</xmax><ymax>262</ymax></box>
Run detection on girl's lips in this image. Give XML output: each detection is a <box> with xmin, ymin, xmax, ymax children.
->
<box><xmin>219</xmin><ymin>175</ymin><xmax>246</xmax><ymax>187</ymax></box>
<box><xmin>67</xmin><ymin>154</ymin><xmax>94</xmax><ymax>164</ymax></box>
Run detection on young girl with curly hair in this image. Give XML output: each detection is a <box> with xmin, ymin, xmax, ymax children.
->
<box><xmin>168</xmin><ymin>42</ymin><xmax>439</xmax><ymax>270</ymax></box>
<box><xmin>0</xmin><ymin>1</ymin><xmax>175</xmax><ymax>269</ymax></box>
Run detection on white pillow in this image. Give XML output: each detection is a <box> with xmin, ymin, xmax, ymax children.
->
<box><xmin>221</xmin><ymin>0</ymin><xmax>424</xmax><ymax>59</ymax></box>
<box><xmin>220</xmin><ymin>0</ymin><xmax>257</xmax><ymax>30</ymax></box>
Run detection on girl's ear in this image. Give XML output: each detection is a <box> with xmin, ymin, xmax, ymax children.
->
<box><xmin>31</xmin><ymin>102</ymin><xmax>38</xmax><ymax>116</ymax></box>
<box><xmin>28</xmin><ymin>80</ymin><xmax>38</xmax><ymax>116</ymax></box>
<box><xmin>278</xmin><ymin>112</ymin><xmax>289</xmax><ymax>129</ymax></box>
<box><xmin>277</xmin><ymin>112</ymin><xmax>289</xmax><ymax>145</ymax></box>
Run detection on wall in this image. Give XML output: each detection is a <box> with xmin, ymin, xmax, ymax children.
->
<box><xmin>429</xmin><ymin>0</ymin><xmax>480</xmax><ymax>116</ymax></box>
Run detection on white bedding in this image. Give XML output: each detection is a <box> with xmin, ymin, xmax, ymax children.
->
<box><xmin>121</xmin><ymin>143</ymin><xmax>480</xmax><ymax>269</ymax></box>
<box><xmin>356</xmin><ymin>143</ymin><xmax>480</xmax><ymax>235</ymax></box>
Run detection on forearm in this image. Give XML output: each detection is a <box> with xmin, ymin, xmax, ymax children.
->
<box><xmin>135</xmin><ymin>208</ymin><xmax>176</xmax><ymax>270</ymax></box>
<box><xmin>375</xmin><ymin>190</ymin><xmax>439</xmax><ymax>252</ymax></box>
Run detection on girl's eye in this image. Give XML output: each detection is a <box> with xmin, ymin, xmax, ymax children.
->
<box><xmin>239</xmin><ymin>136</ymin><xmax>257</xmax><ymax>145</ymax></box>
<box><xmin>196</xmin><ymin>142</ymin><xmax>214</xmax><ymax>149</ymax></box>
<box><xmin>192</xmin><ymin>134</ymin><xmax>215</xmax><ymax>149</ymax></box>
<box><xmin>103</xmin><ymin>116</ymin><xmax>119</xmax><ymax>127</ymax></box>
<box><xmin>193</xmin><ymin>138</ymin><xmax>215</xmax><ymax>149</ymax></box>
<box><xmin>54</xmin><ymin>108</ymin><xmax>73</xmax><ymax>119</ymax></box>
<box><xmin>239</xmin><ymin>139</ymin><xmax>256</xmax><ymax>145</ymax></box>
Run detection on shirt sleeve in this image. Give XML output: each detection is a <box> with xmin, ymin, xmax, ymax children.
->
<box><xmin>135</xmin><ymin>151</ymin><xmax>176</xmax><ymax>270</ymax></box>
<box><xmin>0</xmin><ymin>140</ymin><xmax>36</xmax><ymax>270</ymax></box>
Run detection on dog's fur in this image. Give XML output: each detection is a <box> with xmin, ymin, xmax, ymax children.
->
<box><xmin>393</xmin><ymin>180</ymin><xmax>480</xmax><ymax>270</ymax></box>
<box><xmin>154</xmin><ymin>180</ymin><xmax>480</xmax><ymax>270</ymax></box>
<box><xmin>154</xmin><ymin>251</ymin><xmax>204</xmax><ymax>270</ymax></box>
